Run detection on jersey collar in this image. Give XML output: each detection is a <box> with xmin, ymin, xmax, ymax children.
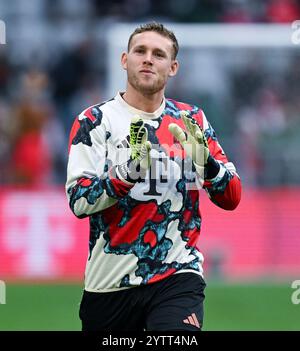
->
<box><xmin>116</xmin><ymin>92</ymin><xmax>165</xmax><ymax>120</ymax></box>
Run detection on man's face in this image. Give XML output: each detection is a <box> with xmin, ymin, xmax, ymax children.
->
<box><xmin>121</xmin><ymin>31</ymin><xmax>179</xmax><ymax>95</ymax></box>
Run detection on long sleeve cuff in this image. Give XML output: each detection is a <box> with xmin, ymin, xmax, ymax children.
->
<box><xmin>203</xmin><ymin>161</ymin><xmax>231</xmax><ymax>192</ymax></box>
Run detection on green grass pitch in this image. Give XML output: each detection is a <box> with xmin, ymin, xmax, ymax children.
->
<box><xmin>0</xmin><ymin>282</ymin><xmax>299</xmax><ymax>330</ymax></box>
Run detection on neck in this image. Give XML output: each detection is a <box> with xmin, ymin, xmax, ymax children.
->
<box><xmin>122</xmin><ymin>84</ymin><xmax>164</xmax><ymax>113</ymax></box>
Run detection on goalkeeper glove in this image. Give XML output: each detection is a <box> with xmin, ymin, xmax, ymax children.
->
<box><xmin>168</xmin><ymin>111</ymin><xmax>219</xmax><ymax>179</ymax></box>
<box><xmin>115</xmin><ymin>116</ymin><xmax>152</xmax><ymax>184</ymax></box>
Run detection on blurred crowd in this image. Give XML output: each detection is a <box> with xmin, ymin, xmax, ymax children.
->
<box><xmin>0</xmin><ymin>0</ymin><xmax>299</xmax><ymax>187</ymax></box>
<box><xmin>1</xmin><ymin>0</ymin><xmax>300</xmax><ymax>23</ymax></box>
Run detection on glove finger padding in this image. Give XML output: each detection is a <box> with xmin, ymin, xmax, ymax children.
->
<box><xmin>169</xmin><ymin>122</ymin><xmax>198</xmax><ymax>163</ymax></box>
<box><xmin>169</xmin><ymin>111</ymin><xmax>210</xmax><ymax>169</ymax></box>
<box><xmin>115</xmin><ymin>116</ymin><xmax>152</xmax><ymax>184</ymax></box>
<box><xmin>168</xmin><ymin>123</ymin><xmax>187</xmax><ymax>144</ymax></box>
<box><xmin>139</xmin><ymin>140</ymin><xmax>152</xmax><ymax>170</ymax></box>
<box><xmin>181</xmin><ymin>111</ymin><xmax>206</xmax><ymax>145</ymax></box>
<box><xmin>130</xmin><ymin>116</ymin><xmax>152</xmax><ymax>168</ymax></box>
<box><xmin>168</xmin><ymin>111</ymin><xmax>220</xmax><ymax>186</ymax></box>
<box><xmin>181</xmin><ymin>111</ymin><xmax>209</xmax><ymax>163</ymax></box>
<box><xmin>181</xmin><ymin>111</ymin><xmax>194</xmax><ymax>138</ymax></box>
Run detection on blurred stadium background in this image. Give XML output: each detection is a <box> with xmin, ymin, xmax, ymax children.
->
<box><xmin>0</xmin><ymin>0</ymin><xmax>300</xmax><ymax>330</ymax></box>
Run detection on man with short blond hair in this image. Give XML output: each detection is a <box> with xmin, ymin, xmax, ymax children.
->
<box><xmin>66</xmin><ymin>22</ymin><xmax>241</xmax><ymax>331</ymax></box>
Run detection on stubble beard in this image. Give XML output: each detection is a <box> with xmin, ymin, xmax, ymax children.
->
<box><xmin>128</xmin><ymin>71</ymin><xmax>167</xmax><ymax>96</ymax></box>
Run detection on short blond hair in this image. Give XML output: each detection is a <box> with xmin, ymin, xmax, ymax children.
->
<box><xmin>127</xmin><ymin>22</ymin><xmax>179</xmax><ymax>60</ymax></box>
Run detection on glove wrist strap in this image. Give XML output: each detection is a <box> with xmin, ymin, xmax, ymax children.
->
<box><xmin>204</xmin><ymin>155</ymin><xmax>220</xmax><ymax>180</ymax></box>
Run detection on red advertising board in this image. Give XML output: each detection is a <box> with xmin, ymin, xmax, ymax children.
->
<box><xmin>199</xmin><ymin>188</ymin><xmax>300</xmax><ymax>279</ymax></box>
<box><xmin>0</xmin><ymin>188</ymin><xmax>89</xmax><ymax>280</ymax></box>
<box><xmin>0</xmin><ymin>187</ymin><xmax>299</xmax><ymax>281</ymax></box>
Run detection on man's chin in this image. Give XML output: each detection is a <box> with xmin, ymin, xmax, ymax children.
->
<box><xmin>137</xmin><ymin>83</ymin><xmax>163</xmax><ymax>95</ymax></box>
<box><xmin>128</xmin><ymin>76</ymin><xmax>165</xmax><ymax>95</ymax></box>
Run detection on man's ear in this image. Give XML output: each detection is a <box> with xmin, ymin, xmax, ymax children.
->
<box><xmin>121</xmin><ymin>52</ymin><xmax>128</xmax><ymax>70</ymax></box>
<box><xmin>169</xmin><ymin>60</ymin><xmax>179</xmax><ymax>77</ymax></box>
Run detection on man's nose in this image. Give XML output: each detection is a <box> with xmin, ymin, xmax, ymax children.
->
<box><xmin>143</xmin><ymin>52</ymin><xmax>153</xmax><ymax>65</ymax></box>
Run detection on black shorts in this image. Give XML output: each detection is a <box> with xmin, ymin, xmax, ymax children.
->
<box><xmin>79</xmin><ymin>272</ymin><xmax>206</xmax><ymax>331</ymax></box>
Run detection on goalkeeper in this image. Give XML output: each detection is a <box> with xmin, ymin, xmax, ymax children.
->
<box><xmin>66</xmin><ymin>22</ymin><xmax>241</xmax><ymax>331</ymax></box>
